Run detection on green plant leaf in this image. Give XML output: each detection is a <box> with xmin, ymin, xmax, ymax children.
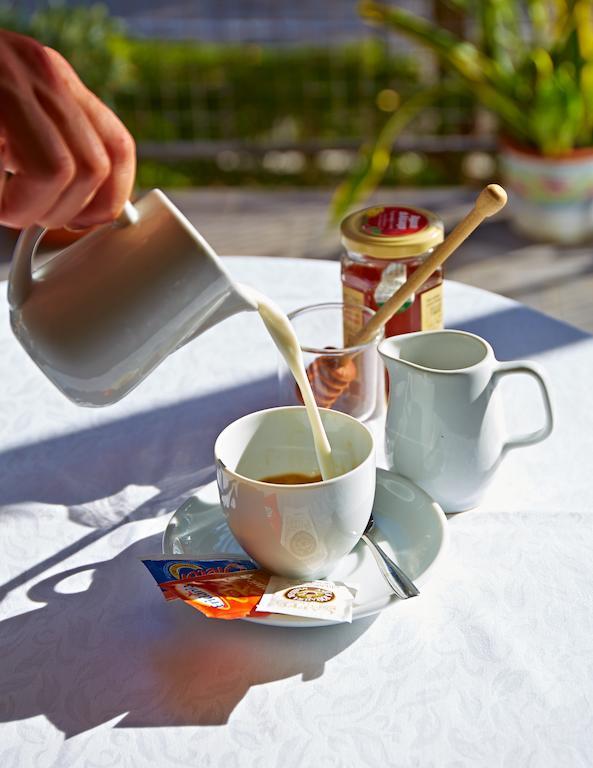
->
<box><xmin>329</xmin><ymin>86</ymin><xmax>442</xmax><ymax>225</ymax></box>
<box><xmin>360</xmin><ymin>0</ymin><xmax>593</xmax><ymax>153</ymax></box>
<box><xmin>359</xmin><ymin>1</ymin><xmax>531</xmax><ymax>142</ymax></box>
<box><xmin>478</xmin><ymin>0</ymin><xmax>524</xmax><ymax>74</ymax></box>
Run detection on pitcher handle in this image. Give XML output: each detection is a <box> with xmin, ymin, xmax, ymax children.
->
<box><xmin>494</xmin><ymin>360</ymin><xmax>554</xmax><ymax>454</ymax></box>
<box><xmin>7</xmin><ymin>225</ymin><xmax>45</xmax><ymax>310</ymax></box>
<box><xmin>7</xmin><ymin>201</ymin><xmax>140</xmax><ymax>310</ymax></box>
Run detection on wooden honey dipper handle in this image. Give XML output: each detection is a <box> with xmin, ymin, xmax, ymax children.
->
<box><xmin>352</xmin><ymin>184</ymin><xmax>508</xmax><ymax>346</ymax></box>
<box><xmin>303</xmin><ymin>184</ymin><xmax>507</xmax><ymax>410</ymax></box>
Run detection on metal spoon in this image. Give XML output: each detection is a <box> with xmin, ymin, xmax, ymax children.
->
<box><xmin>361</xmin><ymin>514</ymin><xmax>420</xmax><ymax>599</ymax></box>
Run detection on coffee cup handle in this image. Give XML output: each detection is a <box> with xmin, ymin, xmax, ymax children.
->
<box><xmin>494</xmin><ymin>360</ymin><xmax>554</xmax><ymax>453</ymax></box>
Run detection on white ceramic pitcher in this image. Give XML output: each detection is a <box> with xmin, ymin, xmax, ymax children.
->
<box><xmin>379</xmin><ymin>330</ymin><xmax>554</xmax><ymax>512</ymax></box>
<box><xmin>8</xmin><ymin>189</ymin><xmax>257</xmax><ymax>406</ymax></box>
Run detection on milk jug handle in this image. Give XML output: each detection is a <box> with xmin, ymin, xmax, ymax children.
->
<box><xmin>7</xmin><ymin>225</ymin><xmax>44</xmax><ymax>310</ymax></box>
<box><xmin>494</xmin><ymin>360</ymin><xmax>554</xmax><ymax>453</ymax></box>
<box><xmin>7</xmin><ymin>202</ymin><xmax>140</xmax><ymax>310</ymax></box>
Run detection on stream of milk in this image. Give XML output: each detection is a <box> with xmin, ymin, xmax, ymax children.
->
<box><xmin>243</xmin><ymin>287</ymin><xmax>336</xmax><ymax>480</ymax></box>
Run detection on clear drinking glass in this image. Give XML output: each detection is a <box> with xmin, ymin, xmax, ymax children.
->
<box><xmin>278</xmin><ymin>302</ymin><xmax>382</xmax><ymax>422</ymax></box>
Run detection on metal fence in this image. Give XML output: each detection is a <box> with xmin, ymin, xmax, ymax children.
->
<box><xmin>7</xmin><ymin>1</ymin><xmax>491</xmax><ymax>186</ymax></box>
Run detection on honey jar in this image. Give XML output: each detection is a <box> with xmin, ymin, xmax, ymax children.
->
<box><xmin>340</xmin><ymin>205</ymin><xmax>444</xmax><ymax>342</ymax></box>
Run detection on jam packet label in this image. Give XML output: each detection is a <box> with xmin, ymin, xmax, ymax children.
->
<box><xmin>172</xmin><ymin>571</ymin><xmax>270</xmax><ymax>620</ymax></box>
<box><xmin>141</xmin><ymin>555</ymin><xmax>258</xmax><ymax>599</ymax></box>
<box><xmin>256</xmin><ymin>577</ymin><xmax>356</xmax><ymax>623</ymax></box>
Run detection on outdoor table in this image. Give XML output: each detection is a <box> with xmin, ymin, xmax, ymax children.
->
<box><xmin>1</xmin><ymin>256</ymin><xmax>592</xmax><ymax>765</ymax></box>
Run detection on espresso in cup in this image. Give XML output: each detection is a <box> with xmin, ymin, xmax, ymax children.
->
<box><xmin>259</xmin><ymin>472</ymin><xmax>323</xmax><ymax>485</ymax></box>
<box><xmin>215</xmin><ymin>406</ymin><xmax>375</xmax><ymax>579</ymax></box>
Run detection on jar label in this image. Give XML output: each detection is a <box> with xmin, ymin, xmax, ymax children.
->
<box><xmin>374</xmin><ymin>263</ymin><xmax>413</xmax><ymax>311</ymax></box>
<box><xmin>342</xmin><ymin>285</ymin><xmax>365</xmax><ymax>344</ymax></box>
<box><xmin>362</xmin><ymin>206</ymin><xmax>429</xmax><ymax>237</ymax></box>
<box><xmin>420</xmin><ymin>284</ymin><xmax>443</xmax><ymax>330</ymax></box>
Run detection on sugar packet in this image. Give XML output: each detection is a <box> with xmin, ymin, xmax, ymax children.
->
<box><xmin>256</xmin><ymin>576</ymin><xmax>356</xmax><ymax>623</ymax></box>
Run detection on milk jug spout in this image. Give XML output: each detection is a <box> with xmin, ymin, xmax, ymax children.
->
<box><xmin>182</xmin><ymin>280</ymin><xmax>257</xmax><ymax>340</ymax></box>
<box><xmin>378</xmin><ymin>337</ymin><xmax>404</xmax><ymax>368</ymax></box>
<box><xmin>377</xmin><ymin>334</ymin><xmax>421</xmax><ymax>382</ymax></box>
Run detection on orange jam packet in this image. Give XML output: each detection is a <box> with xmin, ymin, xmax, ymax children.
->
<box><xmin>168</xmin><ymin>570</ymin><xmax>270</xmax><ymax>619</ymax></box>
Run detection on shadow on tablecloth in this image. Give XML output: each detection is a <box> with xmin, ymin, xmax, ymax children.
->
<box><xmin>0</xmin><ymin>373</ymin><xmax>379</xmax><ymax>735</ymax></box>
<box><xmin>0</xmin><ymin>376</ymin><xmax>276</xmax><ymax>599</ymax></box>
<box><xmin>0</xmin><ymin>375</ymin><xmax>280</xmax><ymax>508</ymax></box>
<box><xmin>453</xmin><ymin>305</ymin><xmax>590</xmax><ymax>358</ymax></box>
<box><xmin>0</xmin><ymin>531</ymin><xmax>376</xmax><ymax>737</ymax></box>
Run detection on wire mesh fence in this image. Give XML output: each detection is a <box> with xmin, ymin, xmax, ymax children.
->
<box><xmin>3</xmin><ymin>1</ymin><xmax>492</xmax><ymax>187</ymax></box>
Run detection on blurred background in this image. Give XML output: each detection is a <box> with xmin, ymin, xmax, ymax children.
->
<box><xmin>4</xmin><ymin>0</ymin><xmax>484</xmax><ymax>190</ymax></box>
<box><xmin>2</xmin><ymin>0</ymin><xmax>593</xmax><ymax>332</ymax></box>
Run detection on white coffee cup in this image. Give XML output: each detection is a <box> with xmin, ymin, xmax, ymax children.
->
<box><xmin>214</xmin><ymin>406</ymin><xmax>376</xmax><ymax>579</ymax></box>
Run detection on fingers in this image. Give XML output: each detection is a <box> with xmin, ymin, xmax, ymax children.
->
<box><xmin>0</xmin><ymin>32</ymin><xmax>136</xmax><ymax>230</ymax></box>
<box><xmin>32</xmin><ymin>88</ymin><xmax>111</xmax><ymax>229</ymax></box>
<box><xmin>43</xmin><ymin>48</ymin><xmax>136</xmax><ymax>229</ymax></box>
<box><xmin>0</xmin><ymin>83</ymin><xmax>76</xmax><ymax>228</ymax></box>
<box><xmin>68</xmin><ymin>89</ymin><xmax>136</xmax><ymax>229</ymax></box>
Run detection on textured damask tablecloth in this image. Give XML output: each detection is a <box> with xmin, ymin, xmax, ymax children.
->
<box><xmin>1</xmin><ymin>257</ymin><xmax>593</xmax><ymax>767</ymax></box>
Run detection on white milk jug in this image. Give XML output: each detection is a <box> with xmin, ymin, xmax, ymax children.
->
<box><xmin>379</xmin><ymin>330</ymin><xmax>554</xmax><ymax>512</ymax></box>
<box><xmin>8</xmin><ymin>189</ymin><xmax>257</xmax><ymax>406</ymax></box>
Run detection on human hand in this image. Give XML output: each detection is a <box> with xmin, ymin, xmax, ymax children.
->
<box><xmin>0</xmin><ymin>29</ymin><xmax>136</xmax><ymax>230</ymax></box>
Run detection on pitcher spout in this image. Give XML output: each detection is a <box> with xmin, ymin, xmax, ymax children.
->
<box><xmin>378</xmin><ymin>332</ymin><xmax>425</xmax><ymax>373</ymax></box>
<box><xmin>183</xmin><ymin>279</ymin><xmax>258</xmax><ymax>341</ymax></box>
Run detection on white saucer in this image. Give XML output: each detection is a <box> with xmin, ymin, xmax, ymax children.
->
<box><xmin>162</xmin><ymin>468</ymin><xmax>448</xmax><ymax>628</ymax></box>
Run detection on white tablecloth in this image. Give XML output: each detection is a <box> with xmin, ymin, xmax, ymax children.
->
<box><xmin>1</xmin><ymin>257</ymin><xmax>593</xmax><ymax>767</ymax></box>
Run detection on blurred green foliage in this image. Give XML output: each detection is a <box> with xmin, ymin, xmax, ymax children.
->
<box><xmin>360</xmin><ymin>0</ymin><xmax>593</xmax><ymax>155</ymax></box>
<box><xmin>134</xmin><ymin>152</ymin><xmax>465</xmax><ymax>190</ymax></box>
<box><xmin>0</xmin><ymin>1</ymin><xmax>132</xmax><ymax>103</ymax></box>
<box><xmin>0</xmin><ymin>1</ymin><xmax>476</xmax><ymax>189</ymax></box>
<box><xmin>115</xmin><ymin>39</ymin><xmax>420</xmax><ymax>143</ymax></box>
<box><xmin>118</xmin><ymin>38</ymin><xmax>464</xmax><ymax>189</ymax></box>
<box><xmin>330</xmin><ymin>0</ymin><xmax>593</xmax><ymax>221</ymax></box>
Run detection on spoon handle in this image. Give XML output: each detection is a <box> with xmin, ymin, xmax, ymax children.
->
<box><xmin>361</xmin><ymin>533</ymin><xmax>420</xmax><ymax>599</ymax></box>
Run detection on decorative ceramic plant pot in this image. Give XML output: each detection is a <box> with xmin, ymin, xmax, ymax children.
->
<box><xmin>499</xmin><ymin>138</ymin><xmax>593</xmax><ymax>243</ymax></box>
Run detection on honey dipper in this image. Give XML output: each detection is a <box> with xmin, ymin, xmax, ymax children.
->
<box><xmin>305</xmin><ymin>184</ymin><xmax>508</xmax><ymax>408</ymax></box>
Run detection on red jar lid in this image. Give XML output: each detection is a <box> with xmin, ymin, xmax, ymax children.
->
<box><xmin>341</xmin><ymin>204</ymin><xmax>444</xmax><ymax>259</ymax></box>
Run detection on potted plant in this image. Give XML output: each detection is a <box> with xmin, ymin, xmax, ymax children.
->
<box><xmin>332</xmin><ymin>0</ymin><xmax>593</xmax><ymax>243</ymax></box>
